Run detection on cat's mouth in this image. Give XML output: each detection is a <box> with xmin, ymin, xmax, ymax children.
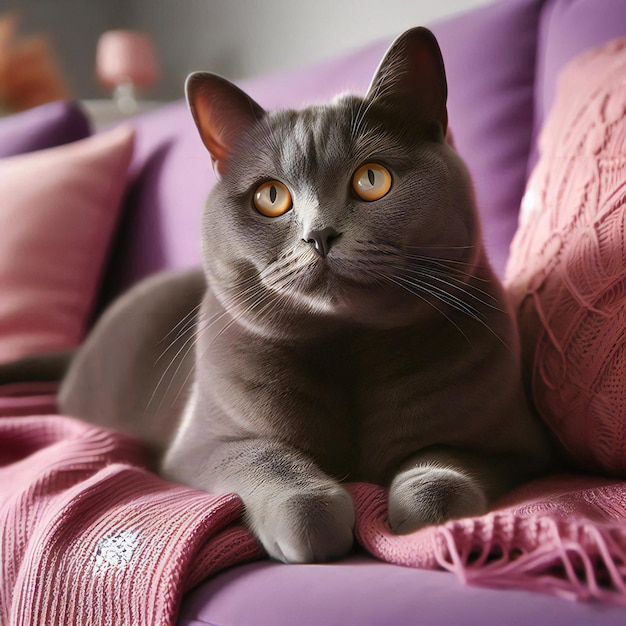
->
<box><xmin>257</xmin><ymin>248</ymin><xmax>474</xmax><ymax>329</ymax></box>
<box><xmin>261</xmin><ymin>240</ymin><xmax>475</xmax><ymax>318</ymax></box>
<box><xmin>257</xmin><ymin>247</ymin><xmax>362</xmax><ymax>310</ymax></box>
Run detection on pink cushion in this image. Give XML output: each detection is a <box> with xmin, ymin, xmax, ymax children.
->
<box><xmin>505</xmin><ymin>40</ymin><xmax>626</xmax><ymax>474</ymax></box>
<box><xmin>0</xmin><ymin>126</ymin><xmax>134</xmax><ymax>363</ymax></box>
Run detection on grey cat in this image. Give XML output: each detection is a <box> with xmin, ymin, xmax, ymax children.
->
<box><xmin>57</xmin><ymin>27</ymin><xmax>553</xmax><ymax>563</ymax></box>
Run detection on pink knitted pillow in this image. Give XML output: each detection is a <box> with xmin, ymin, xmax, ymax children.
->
<box><xmin>0</xmin><ymin>126</ymin><xmax>134</xmax><ymax>364</ymax></box>
<box><xmin>505</xmin><ymin>40</ymin><xmax>626</xmax><ymax>475</ymax></box>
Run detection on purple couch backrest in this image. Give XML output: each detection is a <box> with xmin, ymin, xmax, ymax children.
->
<box><xmin>528</xmin><ymin>0</ymin><xmax>626</xmax><ymax>172</ymax></box>
<box><xmin>101</xmin><ymin>0</ymin><xmax>550</xmax><ymax>303</ymax></box>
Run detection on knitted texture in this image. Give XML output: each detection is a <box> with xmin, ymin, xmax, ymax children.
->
<box><xmin>505</xmin><ymin>39</ymin><xmax>626</xmax><ymax>474</ymax></box>
<box><xmin>0</xmin><ymin>395</ymin><xmax>261</xmax><ymax>626</ymax></box>
<box><xmin>3</xmin><ymin>391</ymin><xmax>626</xmax><ymax>624</ymax></box>
<box><xmin>351</xmin><ymin>478</ymin><xmax>626</xmax><ymax>604</ymax></box>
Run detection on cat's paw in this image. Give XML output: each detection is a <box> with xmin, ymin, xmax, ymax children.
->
<box><xmin>388</xmin><ymin>465</ymin><xmax>488</xmax><ymax>534</ymax></box>
<box><xmin>249</xmin><ymin>485</ymin><xmax>355</xmax><ymax>563</ymax></box>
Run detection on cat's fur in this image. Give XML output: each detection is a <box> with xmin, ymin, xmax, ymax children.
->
<box><xmin>58</xmin><ymin>28</ymin><xmax>553</xmax><ymax>563</ymax></box>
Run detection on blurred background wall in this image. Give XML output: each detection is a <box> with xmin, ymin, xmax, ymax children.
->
<box><xmin>0</xmin><ymin>0</ymin><xmax>493</xmax><ymax>102</ymax></box>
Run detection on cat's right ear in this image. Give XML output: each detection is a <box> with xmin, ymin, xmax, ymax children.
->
<box><xmin>186</xmin><ymin>72</ymin><xmax>266</xmax><ymax>176</ymax></box>
<box><xmin>365</xmin><ymin>27</ymin><xmax>448</xmax><ymax>140</ymax></box>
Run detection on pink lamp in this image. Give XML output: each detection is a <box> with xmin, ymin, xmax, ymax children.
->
<box><xmin>96</xmin><ymin>30</ymin><xmax>158</xmax><ymax>114</ymax></box>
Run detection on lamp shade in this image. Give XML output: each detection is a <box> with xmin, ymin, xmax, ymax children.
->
<box><xmin>96</xmin><ymin>30</ymin><xmax>158</xmax><ymax>90</ymax></box>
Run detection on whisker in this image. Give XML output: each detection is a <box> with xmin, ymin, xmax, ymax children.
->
<box><xmin>146</xmin><ymin>319</ymin><xmax>206</xmax><ymax>415</ymax></box>
<box><xmin>403</xmin><ymin>267</ymin><xmax>503</xmax><ymax>311</ymax></box>
<box><xmin>159</xmin><ymin>253</ymin><xmax>314</xmax><ymax>411</ymax></box>
<box><xmin>157</xmin><ymin>303</ymin><xmax>202</xmax><ymax>345</ymax></box>
<box><xmin>371</xmin><ymin>269</ymin><xmax>472</xmax><ymax>345</ymax></box>
<box><xmin>404</xmin><ymin>254</ymin><xmax>491</xmax><ymax>275</ymax></box>
<box><xmin>196</xmin><ymin>283</ymin><xmax>280</xmax><ymax>365</ymax></box>
<box><xmin>355</xmin><ymin>243</ymin><xmax>491</xmax><ymax>281</ymax></box>
<box><xmin>393</xmin><ymin>273</ymin><xmax>486</xmax><ymax>324</ymax></box>
<box><xmin>147</xmin><ymin>270</ymin><xmax>281</xmax><ymax>414</ymax></box>
<box><xmin>155</xmin><ymin>309</ymin><xmax>210</xmax><ymax>365</ymax></box>
<box><xmin>396</xmin><ymin>272</ymin><xmax>510</xmax><ymax>350</ymax></box>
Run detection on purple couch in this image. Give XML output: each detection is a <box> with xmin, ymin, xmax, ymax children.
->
<box><xmin>4</xmin><ymin>0</ymin><xmax>626</xmax><ymax>624</ymax></box>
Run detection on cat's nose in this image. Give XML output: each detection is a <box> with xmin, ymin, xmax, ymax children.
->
<box><xmin>303</xmin><ymin>227</ymin><xmax>341</xmax><ymax>258</ymax></box>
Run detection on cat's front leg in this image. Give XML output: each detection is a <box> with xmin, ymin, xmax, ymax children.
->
<box><xmin>164</xmin><ymin>439</ymin><xmax>355</xmax><ymax>563</ymax></box>
<box><xmin>387</xmin><ymin>446</ymin><xmax>493</xmax><ymax>534</ymax></box>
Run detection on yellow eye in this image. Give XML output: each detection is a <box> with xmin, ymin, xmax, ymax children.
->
<box><xmin>352</xmin><ymin>163</ymin><xmax>392</xmax><ymax>201</ymax></box>
<box><xmin>254</xmin><ymin>181</ymin><xmax>292</xmax><ymax>217</ymax></box>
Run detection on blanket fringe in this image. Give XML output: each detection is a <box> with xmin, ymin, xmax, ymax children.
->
<box><xmin>433</xmin><ymin>517</ymin><xmax>626</xmax><ymax>604</ymax></box>
<box><xmin>350</xmin><ymin>482</ymin><xmax>626</xmax><ymax>605</ymax></box>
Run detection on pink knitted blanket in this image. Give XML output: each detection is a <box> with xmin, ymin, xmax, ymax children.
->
<box><xmin>2</xmin><ymin>389</ymin><xmax>626</xmax><ymax>625</ymax></box>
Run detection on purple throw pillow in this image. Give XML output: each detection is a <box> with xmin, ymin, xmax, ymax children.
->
<box><xmin>0</xmin><ymin>101</ymin><xmax>91</xmax><ymax>158</ymax></box>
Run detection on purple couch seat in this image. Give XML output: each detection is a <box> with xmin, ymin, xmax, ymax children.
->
<box><xmin>179</xmin><ymin>555</ymin><xmax>626</xmax><ymax>626</ymax></box>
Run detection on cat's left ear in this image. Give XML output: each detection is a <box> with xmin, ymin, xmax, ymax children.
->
<box><xmin>186</xmin><ymin>72</ymin><xmax>266</xmax><ymax>175</ymax></box>
<box><xmin>365</xmin><ymin>27</ymin><xmax>447</xmax><ymax>140</ymax></box>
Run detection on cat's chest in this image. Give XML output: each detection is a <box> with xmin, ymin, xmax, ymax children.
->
<box><xmin>350</xmin><ymin>325</ymin><xmax>451</xmax><ymax>397</ymax></box>
<box><xmin>207</xmin><ymin>321</ymin><xmax>459</xmax><ymax>418</ymax></box>
<box><xmin>260</xmin><ymin>326</ymin><xmax>456</xmax><ymax>429</ymax></box>
<box><xmin>200</xmin><ymin>315</ymin><xmax>487</xmax><ymax>480</ymax></box>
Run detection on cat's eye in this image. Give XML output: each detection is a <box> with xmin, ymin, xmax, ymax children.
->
<box><xmin>254</xmin><ymin>181</ymin><xmax>292</xmax><ymax>217</ymax></box>
<box><xmin>352</xmin><ymin>163</ymin><xmax>392</xmax><ymax>201</ymax></box>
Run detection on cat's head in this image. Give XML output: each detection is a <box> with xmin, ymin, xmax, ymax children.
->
<box><xmin>187</xmin><ymin>27</ymin><xmax>483</xmax><ymax>334</ymax></box>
